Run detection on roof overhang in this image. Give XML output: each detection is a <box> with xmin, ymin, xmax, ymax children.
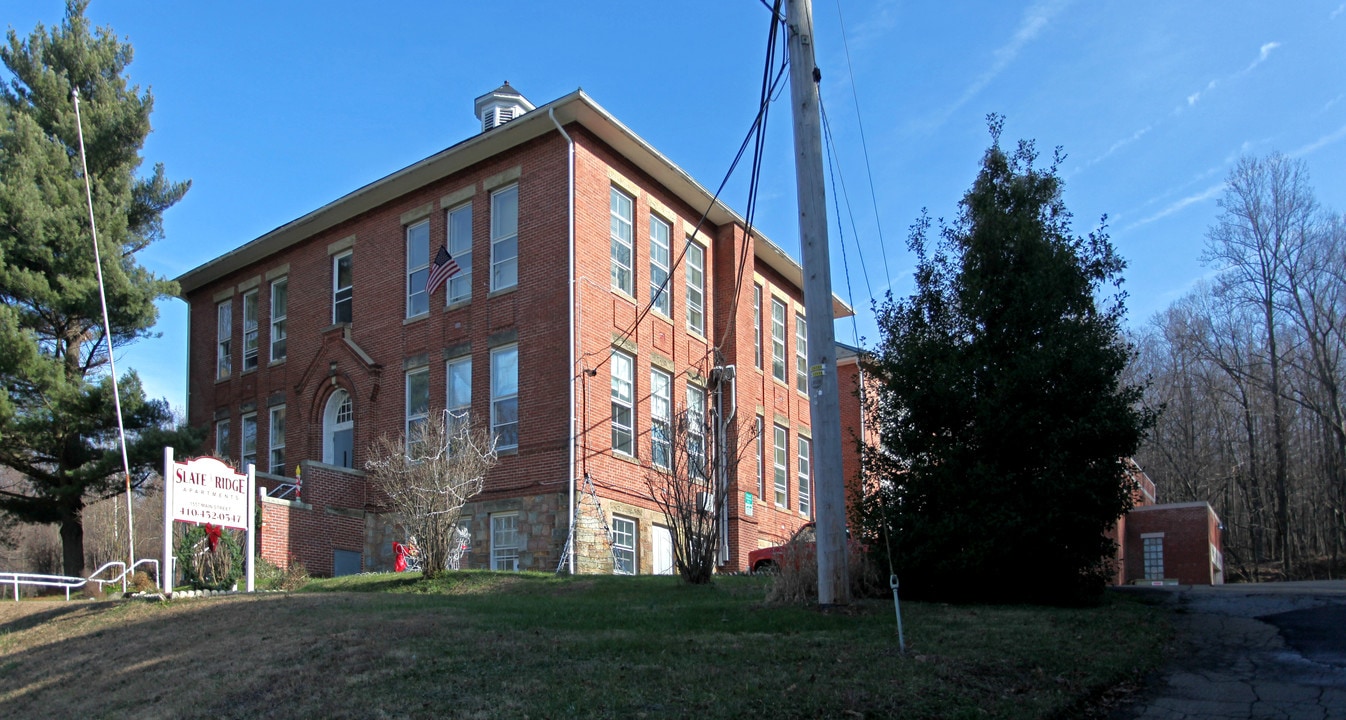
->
<box><xmin>176</xmin><ymin>90</ymin><xmax>852</xmax><ymax>318</ymax></box>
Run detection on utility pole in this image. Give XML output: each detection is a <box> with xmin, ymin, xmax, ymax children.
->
<box><xmin>786</xmin><ymin>0</ymin><xmax>849</xmax><ymax>605</ymax></box>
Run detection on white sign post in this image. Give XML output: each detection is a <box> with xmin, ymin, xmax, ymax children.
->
<box><xmin>162</xmin><ymin>448</ymin><xmax>256</xmax><ymax>593</ymax></box>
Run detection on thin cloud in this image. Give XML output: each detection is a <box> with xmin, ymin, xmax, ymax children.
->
<box><xmin>1084</xmin><ymin>124</ymin><xmax>1155</xmax><ymax>169</ymax></box>
<box><xmin>1289</xmin><ymin>124</ymin><xmax>1346</xmax><ymax>158</ymax></box>
<box><xmin>1244</xmin><ymin>42</ymin><xmax>1280</xmax><ymax>73</ymax></box>
<box><xmin>1125</xmin><ymin>183</ymin><xmax>1224</xmax><ymax>231</ymax></box>
<box><xmin>925</xmin><ymin>0</ymin><xmax>1071</xmax><ymax>128</ymax></box>
<box><xmin>1178</xmin><ymin>41</ymin><xmax>1280</xmax><ymax>112</ymax></box>
<box><xmin>1315</xmin><ymin>94</ymin><xmax>1344</xmax><ymax>116</ymax></box>
<box><xmin>1332</xmin><ymin>3</ymin><xmax>1345</xmax><ymax>20</ymax></box>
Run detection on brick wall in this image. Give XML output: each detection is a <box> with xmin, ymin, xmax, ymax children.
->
<box><xmin>189</xmin><ymin>111</ymin><xmax>819</xmax><ymax>576</ymax></box>
<box><xmin>1123</xmin><ymin>502</ymin><xmax>1222</xmax><ymax>585</ymax></box>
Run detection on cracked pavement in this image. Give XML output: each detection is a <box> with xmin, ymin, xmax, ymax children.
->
<box><xmin>1114</xmin><ymin>581</ymin><xmax>1346</xmax><ymax>720</ymax></box>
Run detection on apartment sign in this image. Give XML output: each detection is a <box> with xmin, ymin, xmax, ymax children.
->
<box><xmin>162</xmin><ymin>448</ymin><xmax>257</xmax><ymax>593</ymax></box>
<box><xmin>168</xmin><ymin>456</ymin><xmax>250</xmax><ymax>529</ymax></box>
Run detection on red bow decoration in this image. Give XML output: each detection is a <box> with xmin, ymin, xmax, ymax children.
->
<box><xmin>204</xmin><ymin>523</ymin><xmax>222</xmax><ymax>553</ymax></box>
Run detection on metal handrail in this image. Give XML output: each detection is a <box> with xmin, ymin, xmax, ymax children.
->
<box><xmin>3</xmin><ymin>558</ymin><xmax>162</xmax><ymax>602</ymax></box>
<box><xmin>2</xmin><ymin>571</ymin><xmax>87</xmax><ymax>601</ymax></box>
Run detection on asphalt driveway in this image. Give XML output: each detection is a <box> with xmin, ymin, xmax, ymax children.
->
<box><xmin>1114</xmin><ymin>580</ymin><xmax>1346</xmax><ymax>719</ymax></box>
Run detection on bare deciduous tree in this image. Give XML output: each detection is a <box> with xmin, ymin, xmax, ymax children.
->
<box><xmin>365</xmin><ymin>413</ymin><xmax>497</xmax><ymax>579</ymax></box>
<box><xmin>644</xmin><ymin>401</ymin><xmax>752</xmax><ymax>585</ymax></box>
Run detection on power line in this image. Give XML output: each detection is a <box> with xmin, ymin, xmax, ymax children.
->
<box><xmin>832</xmin><ymin>0</ymin><xmax>894</xmax><ymax>291</ymax></box>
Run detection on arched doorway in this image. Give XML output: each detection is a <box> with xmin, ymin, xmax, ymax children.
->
<box><xmin>323</xmin><ymin>389</ymin><xmax>354</xmax><ymax>468</ymax></box>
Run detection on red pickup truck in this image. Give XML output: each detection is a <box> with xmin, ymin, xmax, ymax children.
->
<box><xmin>748</xmin><ymin>522</ymin><xmax>861</xmax><ymax>572</ymax></box>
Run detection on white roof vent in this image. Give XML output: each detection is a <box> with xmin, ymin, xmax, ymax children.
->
<box><xmin>474</xmin><ymin>82</ymin><xmax>535</xmax><ymax>133</ymax></box>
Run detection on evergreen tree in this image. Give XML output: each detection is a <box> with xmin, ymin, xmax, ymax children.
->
<box><xmin>0</xmin><ymin>1</ymin><xmax>199</xmax><ymax>576</ymax></box>
<box><xmin>864</xmin><ymin>117</ymin><xmax>1154</xmax><ymax>603</ymax></box>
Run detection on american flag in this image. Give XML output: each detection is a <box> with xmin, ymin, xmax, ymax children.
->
<box><xmin>425</xmin><ymin>245</ymin><xmax>461</xmax><ymax>296</ymax></box>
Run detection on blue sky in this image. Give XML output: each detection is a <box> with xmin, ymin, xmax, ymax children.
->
<box><xmin>8</xmin><ymin>1</ymin><xmax>1346</xmax><ymax>415</ymax></box>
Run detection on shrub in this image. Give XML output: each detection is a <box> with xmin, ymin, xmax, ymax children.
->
<box><xmin>255</xmin><ymin>555</ymin><xmax>310</xmax><ymax>591</ymax></box>
<box><xmin>765</xmin><ymin>540</ymin><xmax>881</xmax><ymax>605</ymax></box>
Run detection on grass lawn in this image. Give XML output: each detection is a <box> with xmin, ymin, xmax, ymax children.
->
<box><xmin>0</xmin><ymin>572</ymin><xmax>1167</xmax><ymax>719</ymax></box>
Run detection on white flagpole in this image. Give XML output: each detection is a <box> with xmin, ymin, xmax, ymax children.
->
<box><xmin>72</xmin><ymin>87</ymin><xmax>138</xmax><ymax>572</ymax></box>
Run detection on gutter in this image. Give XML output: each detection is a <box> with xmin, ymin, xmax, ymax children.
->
<box><xmin>549</xmin><ymin>107</ymin><xmax>577</xmax><ymax>575</ymax></box>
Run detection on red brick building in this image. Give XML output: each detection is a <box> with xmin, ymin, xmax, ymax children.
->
<box><xmin>1113</xmin><ymin>463</ymin><xmax>1224</xmax><ymax>585</ymax></box>
<box><xmin>177</xmin><ymin>85</ymin><xmax>849</xmax><ymax>576</ymax></box>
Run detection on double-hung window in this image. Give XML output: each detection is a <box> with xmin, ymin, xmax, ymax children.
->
<box><xmin>610</xmin><ymin>188</ymin><xmax>634</xmax><ymax>296</ymax></box>
<box><xmin>406</xmin><ymin>219</ymin><xmax>431</xmax><ymax>317</ymax></box>
<box><xmin>215</xmin><ymin>419</ymin><xmax>230</xmax><ymax>462</ymax></box>
<box><xmin>241</xmin><ymin>412</ymin><xmax>258</xmax><ymax>471</ymax></box>
<box><xmin>755</xmin><ymin>415</ymin><xmax>765</xmax><ymax>499</ymax></box>
<box><xmin>771</xmin><ymin>298</ymin><xmax>787</xmax><ymax>382</ymax></box>
<box><xmin>650</xmin><ymin>368</ymin><xmax>672</xmax><ymax>469</ymax></box>
<box><xmin>491</xmin><ymin>185</ymin><xmax>518</xmax><ymax>291</ymax></box>
<box><xmin>270</xmin><ymin>278</ymin><xmax>288</xmax><ymax>363</ymax></box>
<box><xmin>797</xmin><ymin>436</ymin><xmax>812</xmax><ymax>517</ymax></box>
<box><xmin>333</xmin><ymin>251</ymin><xmax>353</xmax><ymax>324</ymax></box>
<box><xmin>242</xmin><ymin>290</ymin><xmax>259</xmax><ymax>371</ymax></box>
<box><xmin>216</xmin><ymin>301</ymin><xmax>232</xmax><ymax>380</ymax></box>
<box><xmin>612</xmin><ymin>515</ymin><xmax>636</xmax><ymax>575</ymax></box>
<box><xmin>491</xmin><ymin>345</ymin><xmax>519</xmax><ymax>450</ymax></box>
<box><xmin>773</xmin><ymin>424</ymin><xmax>788</xmax><ymax>507</ymax></box>
<box><xmin>269</xmin><ymin>405</ymin><xmax>286</xmax><ymax>475</ymax></box>
<box><xmin>650</xmin><ymin>215</ymin><xmax>671</xmax><ymax>315</ymax></box>
<box><xmin>610</xmin><ymin>351</ymin><xmax>634</xmax><ymax>456</ymax></box>
<box><xmin>753</xmin><ymin>284</ymin><xmax>763</xmax><ymax>370</ymax></box>
<box><xmin>795</xmin><ymin>313</ymin><xmax>808</xmax><ymax>393</ymax></box>
<box><xmin>491</xmin><ymin>513</ymin><xmax>520</xmax><ymax>571</ymax></box>
<box><xmin>447</xmin><ymin>204</ymin><xmax>473</xmax><ymax>304</ymax></box>
<box><xmin>687</xmin><ymin>385</ymin><xmax>706</xmax><ymax>480</ymax></box>
<box><xmin>406</xmin><ymin>366</ymin><xmax>430</xmax><ymax>453</ymax></box>
<box><xmin>446</xmin><ymin>356</ymin><xmax>472</xmax><ymax>430</ymax></box>
<box><xmin>686</xmin><ymin>241</ymin><xmax>705</xmax><ymax>335</ymax></box>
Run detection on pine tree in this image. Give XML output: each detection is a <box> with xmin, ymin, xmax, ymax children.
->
<box><xmin>864</xmin><ymin>117</ymin><xmax>1155</xmax><ymax>603</ymax></box>
<box><xmin>0</xmin><ymin>1</ymin><xmax>199</xmax><ymax>576</ymax></box>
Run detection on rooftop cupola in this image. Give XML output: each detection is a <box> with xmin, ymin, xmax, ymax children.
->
<box><xmin>474</xmin><ymin>81</ymin><xmax>534</xmax><ymax>133</ymax></box>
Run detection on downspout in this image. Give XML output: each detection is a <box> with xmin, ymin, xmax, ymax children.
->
<box><xmin>549</xmin><ymin>107</ymin><xmax>577</xmax><ymax>574</ymax></box>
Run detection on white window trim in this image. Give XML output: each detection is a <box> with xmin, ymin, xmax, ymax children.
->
<box><xmin>333</xmin><ymin>250</ymin><xmax>353</xmax><ymax>324</ymax></box>
<box><xmin>797</xmin><ymin>436</ymin><xmax>811</xmax><ymax>517</ymax></box>
<box><xmin>687</xmin><ymin>385</ymin><xmax>706</xmax><ymax>480</ymax></box>
<box><xmin>491</xmin><ymin>345</ymin><xmax>519</xmax><ymax>450</ymax></box>
<box><xmin>490</xmin><ymin>184</ymin><xmax>519</xmax><ymax>292</ymax></box>
<box><xmin>685</xmin><ymin>240</ymin><xmax>705</xmax><ymax>336</ymax></box>
<box><xmin>753</xmin><ymin>284</ymin><xmax>762</xmax><ymax>370</ymax></box>
<box><xmin>216</xmin><ymin>301</ymin><xmax>232</xmax><ymax>380</ymax></box>
<box><xmin>446</xmin><ymin>356</ymin><xmax>472</xmax><ymax>425</ymax></box>
<box><xmin>406</xmin><ymin>219</ymin><xmax>431</xmax><ymax>318</ymax></box>
<box><xmin>270</xmin><ymin>278</ymin><xmax>288</xmax><ymax>363</ymax></box>
<box><xmin>269</xmin><ymin>405</ymin><xmax>286</xmax><ymax>476</ymax></box>
<box><xmin>242</xmin><ymin>290</ymin><xmax>259</xmax><ymax>371</ymax></box>
<box><xmin>446</xmin><ymin>203</ymin><xmax>473</xmax><ymax>305</ymax></box>
<box><xmin>795</xmin><ymin>313</ymin><xmax>808</xmax><ymax>394</ymax></box>
<box><xmin>650</xmin><ymin>215</ymin><xmax>672</xmax><ymax>316</ymax></box>
<box><xmin>612</xmin><ymin>515</ymin><xmax>637</xmax><ymax>575</ymax></box>
<box><xmin>651</xmin><ymin>368</ymin><xmax>672</xmax><ymax>469</ymax></box>
<box><xmin>406</xmin><ymin>366</ymin><xmax>430</xmax><ymax>445</ymax></box>
<box><xmin>773</xmin><ymin>424</ymin><xmax>788</xmax><ymax>507</ymax></box>
<box><xmin>491</xmin><ymin>512</ymin><xmax>520</xmax><ymax>571</ymax></box>
<box><xmin>771</xmin><ymin>298</ymin><xmax>787</xmax><ymax>383</ymax></box>
<box><xmin>215</xmin><ymin>418</ymin><xmax>230</xmax><ymax>462</ymax></box>
<box><xmin>611</xmin><ymin>350</ymin><xmax>635</xmax><ymax>456</ymax></box>
<box><xmin>755</xmin><ymin>415</ymin><xmax>764</xmax><ymax>499</ymax></box>
<box><xmin>241</xmin><ymin>412</ymin><xmax>258</xmax><ymax>472</ymax></box>
<box><xmin>610</xmin><ymin>187</ymin><xmax>634</xmax><ymax>296</ymax></box>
